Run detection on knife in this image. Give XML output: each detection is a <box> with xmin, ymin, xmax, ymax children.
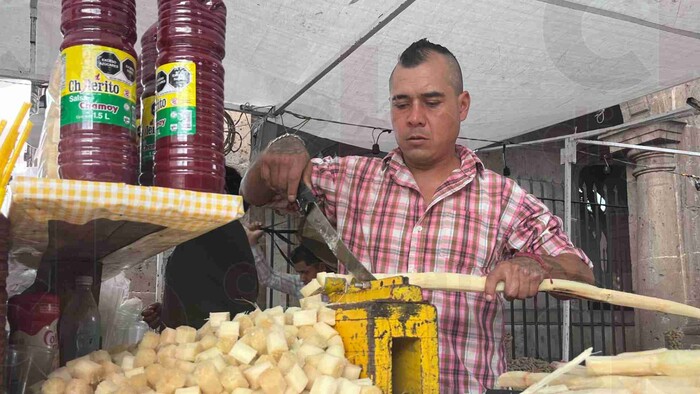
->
<box><xmin>296</xmin><ymin>183</ymin><xmax>377</xmax><ymax>282</ymax></box>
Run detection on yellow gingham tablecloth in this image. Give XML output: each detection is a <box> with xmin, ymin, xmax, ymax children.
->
<box><xmin>8</xmin><ymin>177</ymin><xmax>244</xmax><ymax>277</ymax></box>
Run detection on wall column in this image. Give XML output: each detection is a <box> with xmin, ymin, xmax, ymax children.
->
<box><xmin>601</xmin><ymin>120</ymin><xmax>689</xmax><ymax>349</ymax></box>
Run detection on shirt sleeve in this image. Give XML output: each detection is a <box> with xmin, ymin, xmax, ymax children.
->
<box><xmin>251</xmin><ymin>245</ymin><xmax>304</xmax><ymax>297</ymax></box>
<box><xmin>504</xmin><ymin>184</ymin><xmax>593</xmax><ymax>268</ymax></box>
<box><xmin>309</xmin><ymin>156</ymin><xmax>342</xmax><ymax>221</ymax></box>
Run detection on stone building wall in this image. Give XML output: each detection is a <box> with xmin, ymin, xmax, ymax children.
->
<box><xmin>609</xmin><ymin>80</ymin><xmax>700</xmax><ymax>349</ymax></box>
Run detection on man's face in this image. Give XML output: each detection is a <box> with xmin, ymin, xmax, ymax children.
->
<box><xmin>294</xmin><ymin>261</ymin><xmax>322</xmax><ymax>285</ymax></box>
<box><xmin>390</xmin><ymin>53</ymin><xmax>470</xmax><ymax>168</ymax></box>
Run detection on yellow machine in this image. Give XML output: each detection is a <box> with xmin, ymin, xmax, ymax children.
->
<box><xmin>328</xmin><ymin>275</ymin><xmax>440</xmax><ymax>394</ymax></box>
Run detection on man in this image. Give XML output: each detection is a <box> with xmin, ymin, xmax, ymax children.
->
<box><xmin>241</xmin><ymin>39</ymin><xmax>594</xmax><ymax>392</ymax></box>
<box><xmin>142</xmin><ymin>167</ymin><xmax>259</xmax><ymax>330</ymax></box>
<box><xmin>247</xmin><ymin>221</ymin><xmax>331</xmax><ymax>297</ymax></box>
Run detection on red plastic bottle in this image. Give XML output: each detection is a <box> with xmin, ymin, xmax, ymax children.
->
<box><xmin>153</xmin><ymin>0</ymin><xmax>227</xmax><ymax>193</ymax></box>
<box><xmin>58</xmin><ymin>0</ymin><xmax>139</xmax><ymax>184</ymax></box>
<box><xmin>135</xmin><ymin>55</ymin><xmax>142</xmax><ymax>175</ymax></box>
<box><xmin>139</xmin><ymin>22</ymin><xmax>158</xmax><ymax>186</ymax></box>
<box><xmin>7</xmin><ymin>293</ymin><xmax>60</xmax><ymax>386</ymax></box>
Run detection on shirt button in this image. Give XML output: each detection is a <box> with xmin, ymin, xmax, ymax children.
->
<box><xmin>415</xmin><ymin>226</ymin><xmax>423</xmax><ymax>233</ymax></box>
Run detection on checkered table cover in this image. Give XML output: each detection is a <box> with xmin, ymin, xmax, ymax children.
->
<box><xmin>8</xmin><ymin>177</ymin><xmax>244</xmax><ymax>277</ymax></box>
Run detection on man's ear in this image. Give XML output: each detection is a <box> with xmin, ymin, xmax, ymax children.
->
<box><xmin>459</xmin><ymin>90</ymin><xmax>471</xmax><ymax>121</ymax></box>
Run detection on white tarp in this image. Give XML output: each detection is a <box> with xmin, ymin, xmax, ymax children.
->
<box><xmin>3</xmin><ymin>0</ymin><xmax>700</xmax><ymax>150</ymax></box>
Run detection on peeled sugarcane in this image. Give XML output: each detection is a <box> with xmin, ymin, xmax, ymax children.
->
<box><xmin>549</xmin><ymin>363</ymin><xmax>587</xmax><ymax>376</ymax></box>
<box><xmin>565</xmin><ymin>390</ymin><xmax>632</xmax><ymax>394</ymax></box>
<box><xmin>498</xmin><ymin>369</ymin><xmax>700</xmax><ymax>390</ymax></box>
<box><xmin>586</xmin><ymin>349</ymin><xmax>700</xmax><ymax>376</ymax></box>
<box><xmin>632</xmin><ymin>379</ymin><xmax>700</xmax><ymax>394</ymax></box>
<box><xmin>522</xmin><ymin>348</ymin><xmax>593</xmax><ymax>394</ymax></box>
<box><xmin>496</xmin><ymin>372</ymin><xmax>556</xmax><ymax>388</ymax></box>
<box><xmin>534</xmin><ymin>385</ymin><xmax>569</xmax><ymax>394</ymax></box>
<box><xmin>566</xmin><ymin>375</ymin><xmax>700</xmax><ymax>390</ymax></box>
<box><xmin>316</xmin><ymin>273</ymin><xmax>700</xmax><ymax>320</ymax></box>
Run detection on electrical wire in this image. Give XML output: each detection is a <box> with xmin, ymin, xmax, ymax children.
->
<box><xmin>595</xmin><ymin>109</ymin><xmax>606</xmax><ymax>124</ymax></box>
<box><xmin>223</xmin><ymin>111</ymin><xmax>243</xmax><ymax>154</ymax></box>
<box><xmin>288</xmin><ymin>117</ymin><xmax>310</xmax><ymax>133</ymax></box>
<box><xmin>237</xmin><ymin>102</ymin><xmax>700</xmax><ymax>185</ymax></box>
<box><xmin>239</xmin><ymin>104</ymin><xmax>521</xmax><ymax>147</ymax></box>
<box><xmin>238</xmin><ymin>112</ymin><xmax>253</xmax><ymax>141</ymax></box>
<box><xmin>284</xmin><ymin>109</ymin><xmax>390</xmax><ymax>131</ymax></box>
<box><xmin>458</xmin><ymin>136</ymin><xmax>513</xmax><ymax>144</ymax></box>
<box><xmin>477</xmin><ymin>138</ymin><xmax>700</xmax><ymax>187</ymax></box>
<box><xmin>576</xmin><ymin>149</ymin><xmax>700</xmax><ymax>185</ymax></box>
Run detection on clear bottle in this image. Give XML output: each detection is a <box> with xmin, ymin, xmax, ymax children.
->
<box><xmin>59</xmin><ymin>276</ymin><xmax>101</xmax><ymax>365</ymax></box>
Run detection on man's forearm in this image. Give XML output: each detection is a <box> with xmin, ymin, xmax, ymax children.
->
<box><xmin>543</xmin><ymin>253</ymin><xmax>595</xmax><ymax>285</ymax></box>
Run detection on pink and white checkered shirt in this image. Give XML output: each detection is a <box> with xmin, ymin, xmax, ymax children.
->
<box><xmin>310</xmin><ymin>145</ymin><xmax>591</xmax><ymax>393</ymax></box>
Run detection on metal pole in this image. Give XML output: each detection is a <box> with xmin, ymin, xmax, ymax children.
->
<box><xmin>577</xmin><ymin>139</ymin><xmax>700</xmax><ymax>157</ymax></box>
<box><xmin>560</xmin><ymin>138</ymin><xmax>577</xmax><ymax>361</ymax></box>
<box><xmin>476</xmin><ymin>106</ymin><xmax>697</xmax><ymax>153</ymax></box>
<box><xmin>155</xmin><ymin>252</ymin><xmax>164</xmax><ymax>303</ymax></box>
<box><xmin>272</xmin><ymin>0</ymin><xmax>417</xmax><ymax>116</ymax></box>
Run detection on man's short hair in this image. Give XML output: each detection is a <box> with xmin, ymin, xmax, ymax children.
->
<box><xmin>394</xmin><ymin>38</ymin><xmax>463</xmax><ymax>94</ymax></box>
<box><xmin>290</xmin><ymin>245</ymin><xmax>322</xmax><ymax>267</ymax></box>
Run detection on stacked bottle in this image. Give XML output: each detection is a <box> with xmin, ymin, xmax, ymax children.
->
<box><xmin>154</xmin><ymin>0</ymin><xmax>227</xmax><ymax>193</ymax></box>
<box><xmin>139</xmin><ymin>23</ymin><xmax>158</xmax><ymax>186</ymax></box>
<box><xmin>58</xmin><ymin>0</ymin><xmax>139</xmax><ymax>184</ymax></box>
<box><xmin>135</xmin><ymin>58</ymin><xmax>141</xmax><ymax>173</ymax></box>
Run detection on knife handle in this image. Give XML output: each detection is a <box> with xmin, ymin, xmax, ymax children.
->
<box><xmin>296</xmin><ymin>182</ymin><xmax>316</xmax><ymax>213</ymax></box>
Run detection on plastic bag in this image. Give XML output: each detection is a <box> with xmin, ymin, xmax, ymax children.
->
<box><xmin>104</xmin><ymin>297</ymin><xmax>146</xmax><ymax>349</ymax></box>
<box><xmin>98</xmin><ymin>272</ymin><xmax>130</xmax><ymax>348</ymax></box>
<box><xmin>6</xmin><ymin>258</ymin><xmax>36</xmax><ymax>298</ymax></box>
<box><xmin>35</xmin><ymin>57</ymin><xmax>61</xmax><ymax>179</ymax></box>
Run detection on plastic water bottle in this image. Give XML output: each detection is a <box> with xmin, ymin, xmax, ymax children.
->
<box><xmin>59</xmin><ymin>276</ymin><xmax>101</xmax><ymax>364</ymax></box>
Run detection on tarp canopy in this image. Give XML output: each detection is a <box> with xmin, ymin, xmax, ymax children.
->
<box><xmin>3</xmin><ymin>0</ymin><xmax>700</xmax><ymax>150</ymax></box>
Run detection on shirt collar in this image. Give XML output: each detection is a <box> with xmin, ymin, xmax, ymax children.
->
<box><xmin>382</xmin><ymin>144</ymin><xmax>484</xmax><ymax>178</ymax></box>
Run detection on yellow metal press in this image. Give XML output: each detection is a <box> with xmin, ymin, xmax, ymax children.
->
<box><xmin>328</xmin><ymin>275</ymin><xmax>439</xmax><ymax>394</ymax></box>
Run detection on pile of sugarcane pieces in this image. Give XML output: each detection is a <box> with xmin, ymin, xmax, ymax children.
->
<box><xmin>497</xmin><ymin>347</ymin><xmax>700</xmax><ymax>393</ymax></box>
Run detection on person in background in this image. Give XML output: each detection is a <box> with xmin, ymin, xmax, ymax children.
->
<box><xmin>241</xmin><ymin>38</ymin><xmax>595</xmax><ymax>392</ymax></box>
<box><xmin>246</xmin><ymin>221</ymin><xmax>331</xmax><ymax>297</ymax></box>
<box><xmin>142</xmin><ymin>167</ymin><xmax>259</xmax><ymax>330</ymax></box>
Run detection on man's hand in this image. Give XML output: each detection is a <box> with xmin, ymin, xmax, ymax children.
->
<box><xmin>242</xmin><ymin>136</ymin><xmax>311</xmax><ymax>206</ymax></box>
<box><xmin>245</xmin><ymin>221</ymin><xmax>265</xmax><ymax>246</ymax></box>
<box><xmin>142</xmin><ymin>302</ymin><xmax>163</xmax><ymax>331</ymax></box>
<box><xmin>484</xmin><ymin>257</ymin><xmax>546</xmax><ymax>302</ymax></box>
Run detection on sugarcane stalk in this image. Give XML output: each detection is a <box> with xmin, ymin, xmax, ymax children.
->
<box><xmin>498</xmin><ymin>371</ymin><xmax>700</xmax><ymax>390</ymax></box>
<box><xmin>586</xmin><ymin>350</ymin><xmax>700</xmax><ymax>376</ymax></box>
<box><xmin>496</xmin><ymin>372</ymin><xmax>553</xmax><ymax>388</ymax></box>
<box><xmin>522</xmin><ymin>348</ymin><xmax>593</xmax><ymax>394</ymax></box>
<box><xmin>317</xmin><ymin>273</ymin><xmax>700</xmax><ymax>320</ymax></box>
<box><xmin>567</xmin><ymin>375</ymin><xmax>700</xmax><ymax>390</ymax></box>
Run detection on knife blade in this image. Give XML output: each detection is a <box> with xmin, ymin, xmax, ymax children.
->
<box><xmin>297</xmin><ymin>183</ymin><xmax>376</xmax><ymax>282</ymax></box>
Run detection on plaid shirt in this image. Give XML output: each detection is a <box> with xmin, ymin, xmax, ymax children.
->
<box><xmin>252</xmin><ymin>245</ymin><xmax>304</xmax><ymax>298</ymax></box>
<box><xmin>310</xmin><ymin>145</ymin><xmax>591</xmax><ymax>393</ymax></box>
